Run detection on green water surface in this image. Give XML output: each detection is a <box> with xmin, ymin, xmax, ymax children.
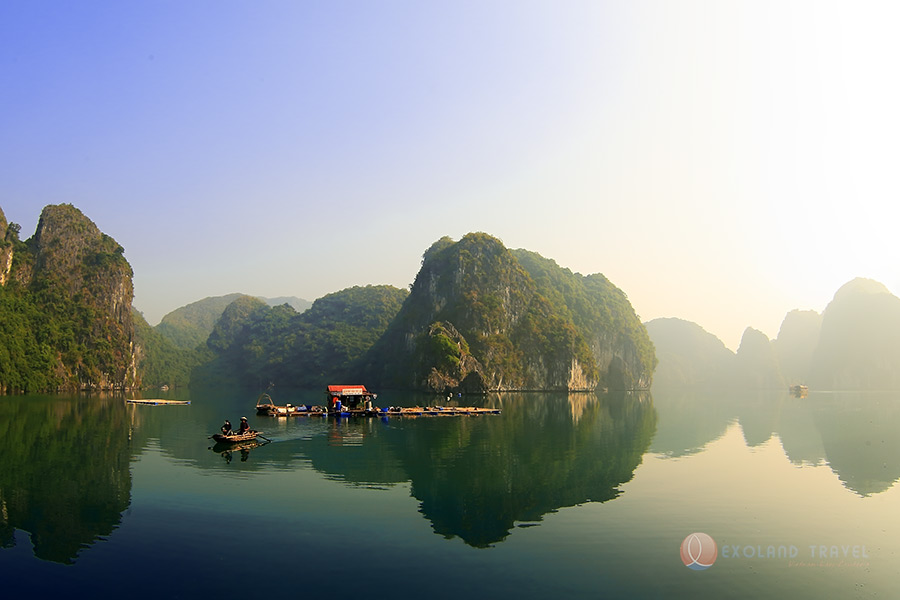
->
<box><xmin>0</xmin><ymin>388</ymin><xmax>896</xmax><ymax>598</ymax></box>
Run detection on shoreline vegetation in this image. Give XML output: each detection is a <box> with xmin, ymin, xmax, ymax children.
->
<box><xmin>3</xmin><ymin>204</ymin><xmax>899</xmax><ymax>396</ymax></box>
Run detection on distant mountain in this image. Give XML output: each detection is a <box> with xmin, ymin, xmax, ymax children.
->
<box><xmin>774</xmin><ymin>309</ymin><xmax>821</xmax><ymax>385</ymax></box>
<box><xmin>156</xmin><ymin>293</ymin><xmax>248</xmax><ymax>350</ymax></box>
<box><xmin>647</xmin><ymin>322</ymin><xmax>784</xmax><ymax>390</ymax></box>
<box><xmin>644</xmin><ymin>318</ymin><xmax>733</xmax><ymax>388</ymax></box>
<box><xmin>358</xmin><ymin>233</ymin><xmax>655</xmax><ymax>392</ymax></box>
<box><xmin>651</xmin><ymin>279</ymin><xmax>900</xmax><ymax>391</ymax></box>
<box><xmin>194</xmin><ymin>285</ymin><xmax>408</xmax><ymax>389</ymax></box>
<box><xmin>734</xmin><ymin>327</ymin><xmax>784</xmax><ymax>389</ymax></box>
<box><xmin>810</xmin><ymin>278</ymin><xmax>900</xmax><ymax>390</ymax></box>
<box><xmin>131</xmin><ymin>309</ymin><xmax>199</xmax><ymax>389</ymax></box>
<box><xmin>264</xmin><ymin>296</ymin><xmax>312</xmax><ymax>313</ymax></box>
<box><xmin>155</xmin><ymin>293</ymin><xmax>312</xmax><ymax>350</ymax></box>
<box><xmin>0</xmin><ymin>204</ymin><xmax>137</xmax><ymax>392</ymax></box>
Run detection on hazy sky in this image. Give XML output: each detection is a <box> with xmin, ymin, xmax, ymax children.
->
<box><xmin>2</xmin><ymin>1</ymin><xmax>898</xmax><ymax>350</ymax></box>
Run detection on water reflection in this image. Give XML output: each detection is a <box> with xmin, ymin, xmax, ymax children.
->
<box><xmin>0</xmin><ymin>395</ymin><xmax>131</xmax><ymax>564</ymax></box>
<box><xmin>406</xmin><ymin>392</ymin><xmax>657</xmax><ymax>547</ymax></box>
<box><xmin>812</xmin><ymin>394</ymin><xmax>900</xmax><ymax>495</ymax></box>
<box><xmin>297</xmin><ymin>391</ymin><xmax>657</xmax><ymax>546</ymax></box>
<box><xmin>650</xmin><ymin>386</ymin><xmax>900</xmax><ymax>496</ymax></box>
<box><xmin>6</xmin><ymin>384</ymin><xmax>894</xmax><ymax>564</ymax></box>
<box><xmin>209</xmin><ymin>439</ymin><xmax>271</xmax><ymax>463</ymax></box>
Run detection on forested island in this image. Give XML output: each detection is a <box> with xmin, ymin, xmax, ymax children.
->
<box><xmin>4</xmin><ymin>203</ymin><xmax>897</xmax><ymax>394</ymax></box>
<box><xmin>0</xmin><ymin>204</ymin><xmax>655</xmax><ymax>394</ymax></box>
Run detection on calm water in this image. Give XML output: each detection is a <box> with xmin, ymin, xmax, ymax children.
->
<box><xmin>1</xmin><ymin>387</ymin><xmax>897</xmax><ymax>598</ymax></box>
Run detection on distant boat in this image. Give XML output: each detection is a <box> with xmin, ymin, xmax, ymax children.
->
<box><xmin>789</xmin><ymin>385</ymin><xmax>809</xmax><ymax>398</ymax></box>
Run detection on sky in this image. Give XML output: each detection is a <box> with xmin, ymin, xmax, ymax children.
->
<box><xmin>2</xmin><ymin>0</ymin><xmax>898</xmax><ymax>350</ymax></box>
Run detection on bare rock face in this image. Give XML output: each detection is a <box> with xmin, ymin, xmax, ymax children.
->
<box><xmin>0</xmin><ymin>207</ymin><xmax>13</xmax><ymax>286</ymax></box>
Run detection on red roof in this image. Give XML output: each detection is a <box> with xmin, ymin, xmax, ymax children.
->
<box><xmin>327</xmin><ymin>385</ymin><xmax>370</xmax><ymax>395</ymax></box>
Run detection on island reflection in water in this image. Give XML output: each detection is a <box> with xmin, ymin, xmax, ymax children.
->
<box><xmin>0</xmin><ymin>390</ymin><xmax>656</xmax><ymax>559</ymax></box>
<box><xmin>0</xmin><ymin>395</ymin><xmax>131</xmax><ymax>564</ymax></box>
<box><xmin>2</xmin><ymin>386</ymin><xmax>899</xmax><ymax>573</ymax></box>
<box><xmin>300</xmin><ymin>391</ymin><xmax>657</xmax><ymax>547</ymax></box>
<box><xmin>650</xmin><ymin>388</ymin><xmax>900</xmax><ymax>496</ymax></box>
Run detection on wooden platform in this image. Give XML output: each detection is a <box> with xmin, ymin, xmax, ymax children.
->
<box><xmin>127</xmin><ymin>399</ymin><xmax>191</xmax><ymax>405</ymax></box>
<box><xmin>257</xmin><ymin>405</ymin><xmax>500</xmax><ymax>417</ymax></box>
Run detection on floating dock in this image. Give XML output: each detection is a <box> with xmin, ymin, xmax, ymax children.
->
<box><xmin>257</xmin><ymin>405</ymin><xmax>500</xmax><ymax>417</ymax></box>
<box><xmin>127</xmin><ymin>399</ymin><xmax>191</xmax><ymax>406</ymax></box>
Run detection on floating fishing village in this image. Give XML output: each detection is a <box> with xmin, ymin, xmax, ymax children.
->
<box><xmin>209</xmin><ymin>385</ymin><xmax>501</xmax><ymax>445</ymax></box>
<box><xmin>256</xmin><ymin>385</ymin><xmax>502</xmax><ymax>418</ymax></box>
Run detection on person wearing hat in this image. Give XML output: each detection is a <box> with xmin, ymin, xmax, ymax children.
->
<box><xmin>238</xmin><ymin>416</ymin><xmax>250</xmax><ymax>435</ymax></box>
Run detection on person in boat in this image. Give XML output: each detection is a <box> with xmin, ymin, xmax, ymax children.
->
<box><xmin>221</xmin><ymin>420</ymin><xmax>233</xmax><ymax>436</ymax></box>
<box><xmin>239</xmin><ymin>416</ymin><xmax>250</xmax><ymax>434</ymax></box>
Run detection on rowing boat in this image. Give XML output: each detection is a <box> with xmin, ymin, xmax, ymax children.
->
<box><xmin>210</xmin><ymin>438</ymin><xmax>268</xmax><ymax>454</ymax></box>
<box><xmin>211</xmin><ymin>430</ymin><xmax>260</xmax><ymax>443</ymax></box>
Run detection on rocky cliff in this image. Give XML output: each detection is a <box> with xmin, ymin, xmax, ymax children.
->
<box><xmin>0</xmin><ymin>204</ymin><xmax>138</xmax><ymax>392</ymax></box>
<box><xmin>0</xmin><ymin>207</ymin><xmax>14</xmax><ymax>286</ymax></box>
<box><xmin>810</xmin><ymin>278</ymin><xmax>900</xmax><ymax>390</ymax></box>
<box><xmin>734</xmin><ymin>327</ymin><xmax>784</xmax><ymax>389</ymax></box>
<box><xmin>648</xmin><ymin>278</ymin><xmax>900</xmax><ymax>391</ymax></box>
<box><xmin>360</xmin><ymin>233</ymin><xmax>655</xmax><ymax>392</ymax></box>
<box><xmin>774</xmin><ymin>309</ymin><xmax>822</xmax><ymax>385</ymax></box>
<box><xmin>644</xmin><ymin>317</ymin><xmax>734</xmax><ymax>388</ymax></box>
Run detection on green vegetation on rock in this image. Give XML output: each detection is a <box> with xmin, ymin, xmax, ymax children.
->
<box><xmin>194</xmin><ymin>285</ymin><xmax>408</xmax><ymax>389</ymax></box>
<box><xmin>0</xmin><ymin>204</ymin><xmax>136</xmax><ymax>393</ymax></box>
<box><xmin>1</xmin><ymin>207</ymin><xmax>657</xmax><ymax>394</ymax></box>
<box><xmin>156</xmin><ymin>293</ymin><xmax>311</xmax><ymax>350</ymax></box>
<box><xmin>360</xmin><ymin>233</ymin><xmax>655</xmax><ymax>392</ymax></box>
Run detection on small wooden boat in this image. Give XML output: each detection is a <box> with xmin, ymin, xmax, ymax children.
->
<box><xmin>255</xmin><ymin>392</ymin><xmax>277</xmax><ymax>415</ymax></box>
<box><xmin>211</xmin><ymin>430</ymin><xmax>261</xmax><ymax>443</ymax></box>
<box><xmin>210</xmin><ymin>438</ymin><xmax>268</xmax><ymax>454</ymax></box>
<box><xmin>789</xmin><ymin>384</ymin><xmax>809</xmax><ymax>398</ymax></box>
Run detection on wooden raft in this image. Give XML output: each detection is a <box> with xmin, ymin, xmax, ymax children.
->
<box><xmin>127</xmin><ymin>399</ymin><xmax>191</xmax><ymax>405</ymax></box>
<box><xmin>258</xmin><ymin>405</ymin><xmax>500</xmax><ymax>417</ymax></box>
